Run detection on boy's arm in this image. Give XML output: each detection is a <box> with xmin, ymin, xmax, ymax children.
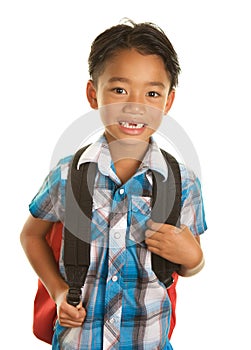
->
<box><xmin>20</xmin><ymin>215</ymin><xmax>86</xmax><ymax>327</ymax></box>
<box><xmin>20</xmin><ymin>215</ymin><xmax>68</xmax><ymax>300</ymax></box>
<box><xmin>145</xmin><ymin>220</ymin><xmax>204</xmax><ymax>276</ymax></box>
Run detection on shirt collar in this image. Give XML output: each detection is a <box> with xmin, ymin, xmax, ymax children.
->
<box><xmin>140</xmin><ymin>137</ymin><xmax>168</xmax><ymax>181</ymax></box>
<box><xmin>77</xmin><ymin>134</ymin><xmax>168</xmax><ymax>181</ymax></box>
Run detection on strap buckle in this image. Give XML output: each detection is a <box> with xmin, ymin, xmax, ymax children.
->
<box><xmin>164</xmin><ymin>276</ymin><xmax>174</xmax><ymax>289</ymax></box>
<box><xmin>66</xmin><ymin>287</ymin><xmax>82</xmax><ymax>307</ymax></box>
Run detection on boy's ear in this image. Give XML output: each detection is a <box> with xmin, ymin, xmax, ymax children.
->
<box><xmin>86</xmin><ymin>80</ymin><xmax>98</xmax><ymax>109</ymax></box>
<box><xmin>164</xmin><ymin>89</ymin><xmax>175</xmax><ymax>115</ymax></box>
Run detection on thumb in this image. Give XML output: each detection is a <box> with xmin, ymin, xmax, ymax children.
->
<box><xmin>76</xmin><ymin>301</ymin><xmax>84</xmax><ymax>310</ymax></box>
<box><xmin>76</xmin><ymin>302</ymin><xmax>86</xmax><ymax>320</ymax></box>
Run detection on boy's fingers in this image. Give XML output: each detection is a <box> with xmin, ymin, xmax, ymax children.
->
<box><xmin>59</xmin><ymin>317</ymin><xmax>84</xmax><ymax>328</ymax></box>
<box><xmin>61</xmin><ymin>301</ymin><xmax>85</xmax><ymax>319</ymax></box>
<box><xmin>145</xmin><ymin>229</ymin><xmax>155</xmax><ymax>238</ymax></box>
<box><xmin>145</xmin><ymin>238</ymin><xmax>160</xmax><ymax>250</ymax></box>
<box><xmin>147</xmin><ymin>219</ymin><xmax>164</xmax><ymax>232</ymax></box>
<box><xmin>145</xmin><ymin>229</ymin><xmax>163</xmax><ymax>240</ymax></box>
<box><xmin>59</xmin><ymin>303</ymin><xmax>86</xmax><ymax>327</ymax></box>
<box><xmin>147</xmin><ymin>219</ymin><xmax>180</xmax><ymax>234</ymax></box>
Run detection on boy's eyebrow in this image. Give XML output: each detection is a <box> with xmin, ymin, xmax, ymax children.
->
<box><xmin>108</xmin><ymin>77</ymin><xmax>131</xmax><ymax>83</ymax></box>
<box><xmin>147</xmin><ymin>81</ymin><xmax>166</xmax><ymax>89</ymax></box>
<box><xmin>108</xmin><ymin>77</ymin><xmax>167</xmax><ymax>89</ymax></box>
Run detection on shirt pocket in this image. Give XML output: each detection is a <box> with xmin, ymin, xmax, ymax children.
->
<box><xmin>129</xmin><ymin>195</ymin><xmax>151</xmax><ymax>245</ymax></box>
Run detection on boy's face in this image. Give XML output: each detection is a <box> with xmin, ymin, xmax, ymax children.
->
<box><xmin>87</xmin><ymin>49</ymin><xmax>175</xmax><ymax>144</ymax></box>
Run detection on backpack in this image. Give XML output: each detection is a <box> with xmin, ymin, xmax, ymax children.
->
<box><xmin>33</xmin><ymin>145</ymin><xmax>181</xmax><ymax>344</ymax></box>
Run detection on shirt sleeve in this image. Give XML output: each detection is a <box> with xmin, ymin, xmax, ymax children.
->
<box><xmin>29</xmin><ymin>156</ymin><xmax>72</xmax><ymax>222</ymax></box>
<box><xmin>179</xmin><ymin>164</ymin><xmax>207</xmax><ymax>235</ymax></box>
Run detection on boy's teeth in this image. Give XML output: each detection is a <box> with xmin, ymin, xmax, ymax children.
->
<box><xmin>119</xmin><ymin>121</ymin><xmax>144</xmax><ymax>129</ymax></box>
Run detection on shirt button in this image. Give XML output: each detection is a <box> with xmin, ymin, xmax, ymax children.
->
<box><xmin>114</xmin><ymin>232</ymin><xmax>121</xmax><ymax>239</ymax></box>
<box><xmin>112</xmin><ymin>275</ymin><xmax>118</xmax><ymax>282</ymax></box>
<box><xmin>119</xmin><ymin>188</ymin><xmax>124</xmax><ymax>195</ymax></box>
<box><xmin>110</xmin><ymin>318</ymin><xmax>115</xmax><ymax>324</ymax></box>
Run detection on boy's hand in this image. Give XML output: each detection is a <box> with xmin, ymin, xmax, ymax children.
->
<box><xmin>145</xmin><ymin>220</ymin><xmax>203</xmax><ymax>269</ymax></box>
<box><xmin>56</xmin><ymin>290</ymin><xmax>86</xmax><ymax>328</ymax></box>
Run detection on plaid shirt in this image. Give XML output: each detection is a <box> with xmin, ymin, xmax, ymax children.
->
<box><xmin>29</xmin><ymin>135</ymin><xmax>207</xmax><ymax>350</ymax></box>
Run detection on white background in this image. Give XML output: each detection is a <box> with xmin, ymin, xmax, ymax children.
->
<box><xmin>1</xmin><ymin>0</ymin><xmax>250</xmax><ymax>349</ymax></box>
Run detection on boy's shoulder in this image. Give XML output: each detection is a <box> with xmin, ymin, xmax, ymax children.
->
<box><xmin>178</xmin><ymin>162</ymin><xmax>198</xmax><ymax>183</ymax></box>
<box><xmin>158</xmin><ymin>146</ymin><xmax>198</xmax><ymax>185</ymax></box>
<box><xmin>54</xmin><ymin>143</ymin><xmax>95</xmax><ymax>179</ymax></box>
<box><xmin>50</xmin><ymin>154</ymin><xmax>73</xmax><ymax>180</ymax></box>
<box><xmin>52</xmin><ymin>154</ymin><xmax>73</xmax><ymax>170</ymax></box>
<box><xmin>177</xmin><ymin>162</ymin><xmax>203</xmax><ymax>203</ymax></box>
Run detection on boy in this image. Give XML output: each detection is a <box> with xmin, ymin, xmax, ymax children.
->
<box><xmin>20</xmin><ymin>20</ymin><xmax>207</xmax><ymax>349</ymax></box>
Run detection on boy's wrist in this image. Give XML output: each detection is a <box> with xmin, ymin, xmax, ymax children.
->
<box><xmin>49</xmin><ymin>280</ymin><xmax>69</xmax><ymax>304</ymax></box>
<box><xmin>178</xmin><ymin>256</ymin><xmax>205</xmax><ymax>277</ymax></box>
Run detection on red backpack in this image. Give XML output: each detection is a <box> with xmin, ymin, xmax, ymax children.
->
<box><xmin>33</xmin><ymin>146</ymin><xmax>181</xmax><ymax>344</ymax></box>
<box><xmin>33</xmin><ymin>222</ymin><xmax>62</xmax><ymax>344</ymax></box>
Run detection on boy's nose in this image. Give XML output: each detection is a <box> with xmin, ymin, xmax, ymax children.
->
<box><xmin>122</xmin><ymin>102</ymin><xmax>146</xmax><ymax>115</ymax></box>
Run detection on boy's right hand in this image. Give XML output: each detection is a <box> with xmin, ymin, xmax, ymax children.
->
<box><xmin>56</xmin><ymin>290</ymin><xmax>86</xmax><ymax>328</ymax></box>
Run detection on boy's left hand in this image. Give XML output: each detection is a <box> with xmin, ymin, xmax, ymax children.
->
<box><xmin>145</xmin><ymin>220</ymin><xmax>203</xmax><ymax>269</ymax></box>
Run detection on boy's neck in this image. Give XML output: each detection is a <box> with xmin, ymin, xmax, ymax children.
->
<box><xmin>113</xmin><ymin>158</ymin><xmax>142</xmax><ymax>184</ymax></box>
<box><xmin>106</xmin><ymin>137</ymin><xmax>150</xmax><ymax>184</ymax></box>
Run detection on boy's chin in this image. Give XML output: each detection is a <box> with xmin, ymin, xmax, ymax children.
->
<box><xmin>106</xmin><ymin>133</ymin><xmax>151</xmax><ymax>146</ymax></box>
<box><xmin>118</xmin><ymin>137</ymin><xmax>150</xmax><ymax>145</ymax></box>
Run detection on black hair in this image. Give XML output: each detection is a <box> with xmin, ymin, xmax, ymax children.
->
<box><xmin>88</xmin><ymin>19</ymin><xmax>181</xmax><ymax>90</ymax></box>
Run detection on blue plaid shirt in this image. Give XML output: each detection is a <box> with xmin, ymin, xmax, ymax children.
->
<box><xmin>29</xmin><ymin>135</ymin><xmax>207</xmax><ymax>350</ymax></box>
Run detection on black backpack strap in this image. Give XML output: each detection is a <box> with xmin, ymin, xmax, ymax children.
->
<box><xmin>63</xmin><ymin>145</ymin><xmax>97</xmax><ymax>306</ymax></box>
<box><xmin>64</xmin><ymin>145</ymin><xmax>181</xmax><ymax>303</ymax></box>
<box><xmin>151</xmin><ymin>149</ymin><xmax>181</xmax><ymax>287</ymax></box>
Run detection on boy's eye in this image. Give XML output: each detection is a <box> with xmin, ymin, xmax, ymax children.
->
<box><xmin>113</xmin><ymin>87</ymin><xmax>127</xmax><ymax>94</ymax></box>
<box><xmin>146</xmin><ymin>91</ymin><xmax>160</xmax><ymax>98</ymax></box>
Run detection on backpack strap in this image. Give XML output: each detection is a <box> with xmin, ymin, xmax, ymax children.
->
<box><xmin>151</xmin><ymin>149</ymin><xmax>181</xmax><ymax>287</ymax></box>
<box><xmin>64</xmin><ymin>145</ymin><xmax>97</xmax><ymax>306</ymax></box>
<box><xmin>64</xmin><ymin>145</ymin><xmax>182</xmax><ymax>304</ymax></box>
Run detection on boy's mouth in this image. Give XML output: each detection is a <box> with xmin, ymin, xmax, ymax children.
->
<box><xmin>119</xmin><ymin>121</ymin><xmax>146</xmax><ymax>129</ymax></box>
